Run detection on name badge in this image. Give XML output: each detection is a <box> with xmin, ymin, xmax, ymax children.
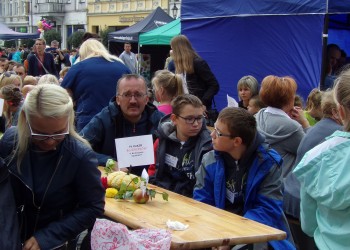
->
<box><xmin>226</xmin><ymin>188</ymin><xmax>236</xmax><ymax>204</ymax></box>
<box><xmin>165</xmin><ymin>154</ymin><xmax>178</xmax><ymax>168</ymax></box>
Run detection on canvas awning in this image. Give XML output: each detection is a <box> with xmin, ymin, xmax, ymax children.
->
<box><xmin>0</xmin><ymin>23</ymin><xmax>39</xmax><ymax>40</ymax></box>
<box><xmin>139</xmin><ymin>19</ymin><xmax>180</xmax><ymax>46</ymax></box>
<box><xmin>108</xmin><ymin>7</ymin><xmax>174</xmax><ymax>43</ymax></box>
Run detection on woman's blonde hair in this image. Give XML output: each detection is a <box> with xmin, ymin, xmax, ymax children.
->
<box><xmin>37</xmin><ymin>74</ymin><xmax>59</xmax><ymax>85</ymax></box>
<box><xmin>305</xmin><ymin>88</ymin><xmax>323</xmax><ymax>112</ymax></box>
<box><xmin>334</xmin><ymin>69</ymin><xmax>350</xmax><ymax>131</ymax></box>
<box><xmin>152</xmin><ymin>70</ymin><xmax>184</xmax><ymax>99</ymax></box>
<box><xmin>0</xmin><ymin>73</ymin><xmax>22</xmax><ymax>89</ymax></box>
<box><xmin>321</xmin><ymin>90</ymin><xmax>337</xmax><ymax>119</ymax></box>
<box><xmin>79</xmin><ymin>39</ymin><xmax>123</xmax><ymax>63</ymax></box>
<box><xmin>15</xmin><ymin>84</ymin><xmax>90</xmax><ymax>168</ymax></box>
<box><xmin>170</xmin><ymin>35</ymin><xmax>199</xmax><ymax>74</ymax></box>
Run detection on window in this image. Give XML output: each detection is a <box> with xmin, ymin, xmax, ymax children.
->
<box><xmin>14</xmin><ymin>2</ymin><xmax>18</xmax><ymax>15</ymax></box>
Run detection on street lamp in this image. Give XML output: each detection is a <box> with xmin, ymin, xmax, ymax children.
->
<box><xmin>171</xmin><ymin>3</ymin><xmax>178</xmax><ymax>19</ymax></box>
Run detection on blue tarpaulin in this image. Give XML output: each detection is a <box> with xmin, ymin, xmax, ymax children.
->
<box><xmin>0</xmin><ymin>23</ymin><xmax>39</xmax><ymax>40</ymax></box>
<box><xmin>180</xmin><ymin>0</ymin><xmax>350</xmax><ymax>110</ymax></box>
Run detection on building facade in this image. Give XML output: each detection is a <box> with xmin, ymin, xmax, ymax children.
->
<box><xmin>0</xmin><ymin>0</ymin><xmax>30</xmax><ymax>33</ymax></box>
<box><xmin>31</xmin><ymin>0</ymin><xmax>87</xmax><ymax>48</ymax></box>
<box><xmin>1</xmin><ymin>0</ymin><xmax>181</xmax><ymax>48</ymax></box>
<box><xmin>1</xmin><ymin>0</ymin><xmax>87</xmax><ymax>48</ymax></box>
<box><xmin>87</xmin><ymin>0</ymin><xmax>173</xmax><ymax>34</ymax></box>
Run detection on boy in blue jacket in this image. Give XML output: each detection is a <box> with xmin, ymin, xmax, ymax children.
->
<box><xmin>194</xmin><ymin>107</ymin><xmax>295</xmax><ymax>249</ymax></box>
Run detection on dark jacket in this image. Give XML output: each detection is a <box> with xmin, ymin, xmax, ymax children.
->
<box><xmin>80</xmin><ymin>98</ymin><xmax>165</xmax><ymax>166</ymax></box>
<box><xmin>186</xmin><ymin>57</ymin><xmax>220</xmax><ymax>109</ymax></box>
<box><xmin>151</xmin><ymin>114</ymin><xmax>212</xmax><ymax>197</ymax></box>
<box><xmin>0</xmin><ymin>127</ymin><xmax>105</xmax><ymax>250</ymax></box>
<box><xmin>27</xmin><ymin>52</ymin><xmax>58</xmax><ymax>77</ymax></box>
<box><xmin>0</xmin><ymin>158</ymin><xmax>21</xmax><ymax>250</ymax></box>
<box><xmin>61</xmin><ymin>57</ymin><xmax>131</xmax><ymax>131</ymax></box>
<box><xmin>194</xmin><ymin>132</ymin><xmax>295</xmax><ymax>249</ymax></box>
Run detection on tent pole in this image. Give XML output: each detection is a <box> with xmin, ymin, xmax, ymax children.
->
<box><xmin>320</xmin><ymin>13</ymin><xmax>329</xmax><ymax>90</ymax></box>
<box><xmin>137</xmin><ymin>42</ymin><xmax>140</xmax><ymax>74</ymax></box>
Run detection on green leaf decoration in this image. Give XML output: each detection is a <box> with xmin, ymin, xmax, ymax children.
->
<box><xmin>124</xmin><ymin>191</ymin><xmax>134</xmax><ymax>199</ymax></box>
<box><xmin>148</xmin><ymin>189</ymin><xmax>156</xmax><ymax>199</ymax></box>
<box><xmin>132</xmin><ymin>177</ymin><xmax>139</xmax><ymax>184</ymax></box>
<box><xmin>105</xmin><ymin>159</ymin><xmax>116</xmax><ymax>174</ymax></box>
<box><xmin>119</xmin><ymin>182</ymin><xmax>127</xmax><ymax>193</ymax></box>
<box><xmin>162</xmin><ymin>192</ymin><xmax>169</xmax><ymax>201</ymax></box>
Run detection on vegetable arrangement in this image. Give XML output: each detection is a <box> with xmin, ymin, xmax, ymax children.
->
<box><xmin>102</xmin><ymin>159</ymin><xmax>168</xmax><ymax>204</ymax></box>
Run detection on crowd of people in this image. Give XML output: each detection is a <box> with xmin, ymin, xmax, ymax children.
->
<box><xmin>0</xmin><ymin>33</ymin><xmax>349</xmax><ymax>250</ymax></box>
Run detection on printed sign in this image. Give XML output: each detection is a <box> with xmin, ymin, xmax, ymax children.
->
<box><xmin>115</xmin><ymin>134</ymin><xmax>154</xmax><ymax>168</ymax></box>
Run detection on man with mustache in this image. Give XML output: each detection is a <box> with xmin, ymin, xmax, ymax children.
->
<box><xmin>81</xmin><ymin>74</ymin><xmax>164</xmax><ymax>175</ymax></box>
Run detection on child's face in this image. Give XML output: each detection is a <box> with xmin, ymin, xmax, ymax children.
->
<box><xmin>238</xmin><ymin>86</ymin><xmax>252</xmax><ymax>101</ymax></box>
<box><xmin>247</xmin><ymin>99</ymin><xmax>259</xmax><ymax>115</ymax></box>
<box><xmin>172</xmin><ymin>104</ymin><xmax>204</xmax><ymax>141</ymax></box>
<box><xmin>210</xmin><ymin>120</ymin><xmax>234</xmax><ymax>152</ymax></box>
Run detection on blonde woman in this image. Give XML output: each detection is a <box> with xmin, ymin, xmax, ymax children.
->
<box><xmin>0</xmin><ymin>84</ymin><xmax>104</xmax><ymax>249</ymax></box>
<box><xmin>37</xmin><ymin>73</ymin><xmax>60</xmax><ymax>85</ymax></box>
<box><xmin>170</xmin><ymin>35</ymin><xmax>219</xmax><ymax>110</ymax></box>
<box><xmin>61</xmin><ymin>39</ymin><xmax>131</xmax><ymax>131</ymax></box>
<box><xmin>304</xmin><ymin>88</ymin><xmax>323</xmax><ymax>126</ymax></box>
<box><xmin>0</xmin><ymin>72</ymin><xmax>22</xmax><ymax>89</ymax></box>
<box><xmin>152</xmin><ymin>69</ymin><xmax>184</xmax><ymax>114</ymax></box>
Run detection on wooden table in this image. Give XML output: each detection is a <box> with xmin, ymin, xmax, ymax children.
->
<box><xmin>100</xmin><ymin>168</ymin><xmax>286</xmax><ymax>249</ymax></box>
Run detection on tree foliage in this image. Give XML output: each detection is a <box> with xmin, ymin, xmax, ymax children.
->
<box><xmin>67</xmin><ymin>31</ymin><xmax>85</xmax><ymax>50</ymax></box>
<box><xmin>4</xmin><ymin>40</ymin><xmax>16</xmax><ymax>48</ymax></box>
<box><xmin>21</xmin><ymin>39</ymin><xmax>36</xmax><ymax>49</ymax></box>
<box><xmin>43</xmin><ymin>30</ymin><xmax>62</xmax><ymax>46</ymax></box>
<box><xmin>100</xmin><ymin>27</ymin><xmax>113</xmax><ymax>48</ymax></box>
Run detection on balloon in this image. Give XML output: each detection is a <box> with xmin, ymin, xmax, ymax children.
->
<box><xmin>37</xmin><ymin>21</ymin><xmax>43</xmax><ymax>29</ymax></box>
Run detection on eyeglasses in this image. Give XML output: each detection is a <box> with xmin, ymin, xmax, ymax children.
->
<box><xmin>213</xmin><ymin>126</ymin><xmax>232</xmax><ymax>138</ymax></box>
<box><xmin>118</xmin><ymin>92</ymin><xmax>147</xmax><ymax>100</ymax></box>
<box><xmin>28</xmin><ymin>122</ymin><xmax>69</xmax><ymax>141</ymax></box>
<box><xmin>176</xmin><ymin>115</ymin><xmax>205</xmax><ymax>124</ymax></box>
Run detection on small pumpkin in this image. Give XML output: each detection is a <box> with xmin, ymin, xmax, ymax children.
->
<box><xmin>107</xmin><ymin>171</ymin><xmax>140</xmax><ymax>191</ymax></box>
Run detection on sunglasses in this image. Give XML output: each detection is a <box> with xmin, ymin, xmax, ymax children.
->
<box><xmin>0</xmin><ymin>71</ymin><xmax>17</xmax><ymax>82</ymax></box>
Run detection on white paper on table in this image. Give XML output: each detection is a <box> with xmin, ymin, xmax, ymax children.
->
<box><xmin>166</xmin><ymin>220</ymin><xmax>189</xmax><ymax>231</ymax></box>
<box><xmin>227</xmin><ymin>94</ymin><xmax>238</xmax><ymax>107</ymax></box>
<box><xmin>115</xmin><ymin>134</ymin><xmax>154</xmax><ymax>168</ymax></box>
<box><xmin>0</xmin><ymin>98</ymin><xmax>4</xmax><ymax>116</ymax></box>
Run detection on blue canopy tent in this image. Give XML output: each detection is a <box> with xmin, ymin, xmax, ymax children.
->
<box><xmin>0</xmin><ymin>23</ymin><xmax>39</xmax><ymax>40</ymax></box>
<box><xmin>181</xmin><ymin>0</ymin><xmax>350</xmax><ymax>110</ymax></box>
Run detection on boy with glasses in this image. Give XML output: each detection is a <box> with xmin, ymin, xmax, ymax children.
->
<box><xmin>194</xmin><ymin>107</ymin><xmax>295</xmax><ymax>249</ymax></box>
<box><xmin>81</xmin><ymin>74</ymin><xmax>164</xmax><ymax>175</ymax></box>
<box><xmin>149</xmin><ymin>94</ymin><xmax>212</xmax><ymax>197</ymax></box>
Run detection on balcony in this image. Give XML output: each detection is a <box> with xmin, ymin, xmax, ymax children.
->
<box><xmin>34</xmin><ymin>3</ymin><xmax>64</xmax><ymax>13</ymax></box>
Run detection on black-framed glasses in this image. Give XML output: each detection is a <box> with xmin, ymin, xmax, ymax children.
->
<box><xmin>213</xmin><ymin>126</ymin><xmax>232</xmax><ymax>138</ymax></box>
<box><xmin>118</xmin><ymin>92</ymin><xmax>147</xmax><ymax>100</ymax></box>
<box><xmin>28</xmin><ymin>122</ymin><xmax>69</xmax><ymax>141</ymax></box>
<box><xmin>177</xmin><ymin>115</ymin><xmax>205</xmax><ymax>124</ymax></box>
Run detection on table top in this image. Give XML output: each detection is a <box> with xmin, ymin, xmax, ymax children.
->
<box><xmin>99</xmin><ymin>167</ymin><xmax>286</xmax><ymax>249</ymax></box>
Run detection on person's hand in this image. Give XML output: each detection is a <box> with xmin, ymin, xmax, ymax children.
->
<box><xmin>289</xmin><ymin>106</ymin><xmax>309</xmax><ymax>128</ymax></box>
<box><xmin>23</xmin><ymin>236</ymin><xmax>40</xmax><ymax>250</ymax></box>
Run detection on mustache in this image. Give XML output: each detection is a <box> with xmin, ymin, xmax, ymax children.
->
<box><xmin>127</xmin><ymin>104</ymin><xmax>139</xmax><ymax>108</ymax></box>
